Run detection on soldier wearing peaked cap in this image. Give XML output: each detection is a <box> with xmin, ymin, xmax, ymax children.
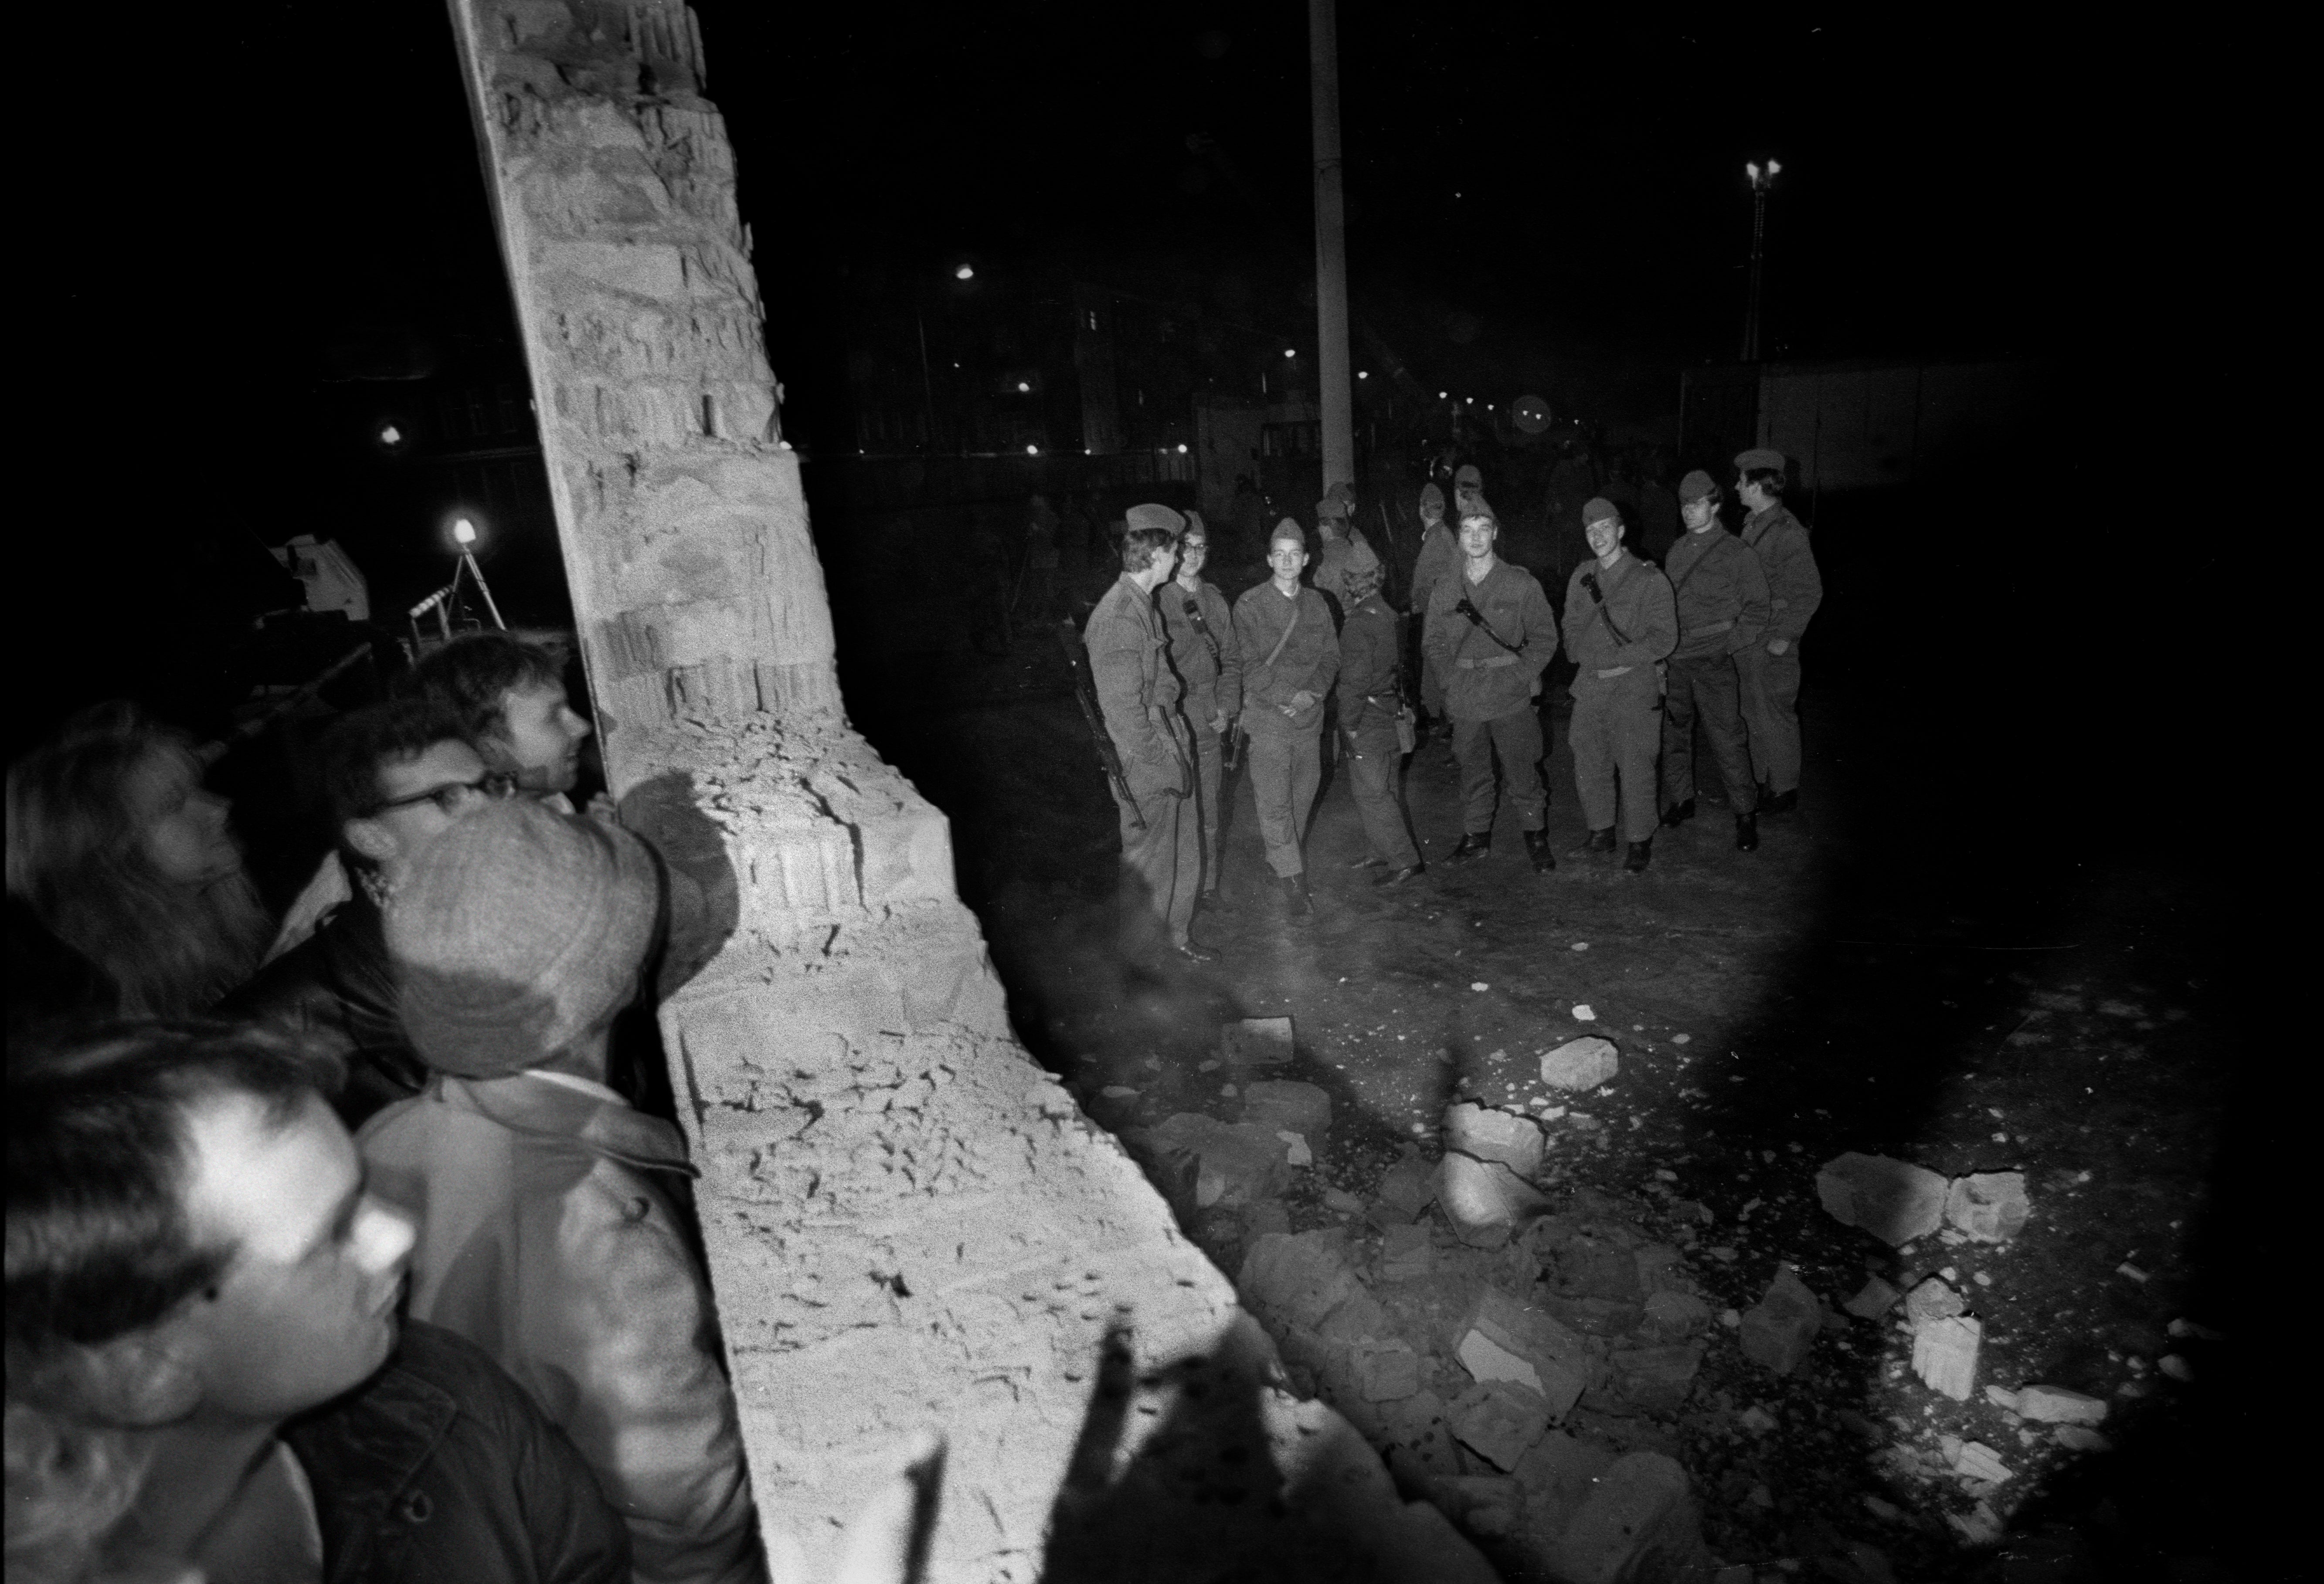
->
<box><xmin>1659</xmin><ymin>471</ymin><xmax>1771</xmax><ymax>850</ymax></box>
<box><xmin>1563</xmin><ymin>497</ymin><xmax>1677</xmax><ymax>873</ymax></box>
<box><xmin>1732</xmin><ymin>448</ymin><xmax>1824</xmax><ymax>814</ymax></box>
<box><xmin>1085</xmin><ymin>504</ymin><xmax>1211</xmax><ymax>962</ymax></box>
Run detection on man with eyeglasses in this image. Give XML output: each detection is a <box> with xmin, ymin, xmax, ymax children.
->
<box><xmin>230</xmin><ymin>699</ymin><xmax>516</xmax><ymax>1123</ymax></box>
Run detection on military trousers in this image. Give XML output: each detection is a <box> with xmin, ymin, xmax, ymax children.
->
<box><xmin>1189</xmin><ymin>722</ymin><xmax>1225</xmax><ymax>892</ymax></box>
<box><xmin>1344</xmin><ymin>724</ymin><xmax>1421</xmax><ymax>868</ymax></box>
<box><xmin>1569</xmin><ymin>673</ymin><xmax>1663</xmax><ymax>843</ymax></box>
<box><xmin>1736</xmin><ymin>645</ymin><xmax>1804</xmax><ymax>795</ymax></box>
<box><xmin>1661</xmin><ymin>655</ymin><xmax>1759</xmax><ymax>814</ymax></box>
<box><xmin>1112</xmin><ymin>774</ymin><xmax>1200</xmax><ymax>950</ymax></box>
<box><xmin>1451</xmin><ymin>709</ymin><xmax>1546</xmax><ymax>838</ymax></box>
<box><xmin>1245</xmin><ymin>727</ymin><xmax>1322</xmax><ymax>878</ymax></box>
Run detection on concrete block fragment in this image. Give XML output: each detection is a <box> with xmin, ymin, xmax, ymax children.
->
<box><xmin>2016</xmin><ymin>1384</ymin><xmax>2108</xmax><ymax>1426</ymax></box>
<box><xmin>1444</xmin><ymin>1102</ymin><xmax>1546</xmax><ymax>1176</ymax></box>
<box><xmin>1378</xmin><ymin>1222</ymin><xmax>1433</xmax><ymax>1282</ymax></box>
<box><xmin>1641</xmin><ymin>1289</ymin><xmax>1712</xmax><ymax>1342</ymax></box>
<box><xmin>1740</xmin><ymin>1265</ymin><xmax>1821</xmax><ymax>1376</ymax></box>
<box><xmin>1945</xmin><ymin>1171</ymin><xmax>2031</xmax><ymax>1243</ymax></box>
<box><xmin>1539</xmin><ymin>1036</ymin><xmax>1620</xmax><ymax>1091</ymax></box>
<box><xmin>1632</xmin><ymin>1242</ymin><xmax>1688</xmax><ymax>1293</ymax></box>
<box><xmin>1128</xmin><ymin>1113</ymin><xmax>1290</xmax><ymax>1208</ymax></box>
<box><xmin>1513</xmin><ymin>1429</ymin><xmax>1619</xmax><ymax>1544</ymax></box>
<box><xmin>1241</xmin><ymin>1079</ymin><xmax>1332</xmax><ymax>1144</ymax></box>
<box><xmin>1352</xmin><ymin>1340</ymin><xmax>1424</xmax><ymax>1401</ymax></box>
<box><xmin>1913</xmin><ymin>1314</ymin><xmax>1982</xmax><ymax>1401</ymax></box>
<box><xmin>1244</xmin><ymin>1200</ymin><xmax>1291</xmax><ymax>1238</ymax></box>
<box><xmin>1548</xmin><ymin>1451</ymin><xmax>1702</xmax><ymax>1584</ymax></box>
<box><xmin>1379</xmin><ymin>1390</ymin><xmax>1457</xmax><ymax>1479</ymax></box>
<box><xmin>1846</xmin><ymin>1276</ymin><xmax>1903</xmax><ymax>1319</ymax></box>
<box><xmin>1315</xmin><ymin>1289</ymin><xmax>1393</xmax><ymax>1348</ymax></box>
<box><xmin>1453</xmin><ymin>1295</ymin><xmax>1590</xmax><ymax>1421</ymax></box>
<box><xmin>2053</xmin><ymin>1425</ymin><xmax>2113</xmax><ymax>1452</ymax></box>
<box><xmin>1465</xmin><ymin>1286</ymin><xmax>1590</xmax><ymax>1367</ymax></box>
<box><xmin>1220</xmin><ymin>1015</ymin><xmax>1294</xmax><ymax>1066</ymax></box>
<box><xmin>1436</xmin><ymin>1475</ymin><xmax>1522</xmax><ymax>1536</ymax></box>
<box><xmin>1434</xmin><ymin>1152</ymin><xmax>1552</xmax><ymax>1248</ymax></box>
<box><xmin>1948</xmin><ymin>1439</ymin><xmax>2012</xmax><ymax>1485</ymax></box>
<box><xmin>1607</xmin><ymin>1343</ymin><xmax>1705</xmax><ymax>1414</ymax></box>
<box><xmin>1447</xmin><ymin>1380</ymin><xmax>1553</xmax><ymax>1471</ymax></box>
<box><xmin>1237</xmin><ymin>1230</ymin><xmax>1361</xmax><ymax>1335</ymax></box>
<box><xmin>1903</xmin><ymin>1275</ymin><xmax>1965</xmax><ymax>1327</ymax></box>
<box><xmin>1817</xmin><ymin>1152</ymin><xmax>1951</xmax><ymax>1246</ymax></box>
<box><xmin>1375</xmin><ymin>1155</ymin><xmax>1437</xmax><ymax>1218</ymax></box>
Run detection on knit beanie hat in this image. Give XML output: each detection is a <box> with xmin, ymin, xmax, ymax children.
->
<box><xmin>1418</xmin><ymin>482</ymin><xmax>1446</xmax><ymax>517</ymax></box>
<box><xmin>1677</xmin><ymin>469</ymin><xmax>1718</xmax><ymax>503</ymax></box>
<box><xmin>1583</xmin><ymin>497</ymin><xmax>1622</xmax><ymax>526</ymax></box>
<box><xmin>387</xmin><ymin>799</ymin><xmax>663</xmax><ymax>1077</ymax></box>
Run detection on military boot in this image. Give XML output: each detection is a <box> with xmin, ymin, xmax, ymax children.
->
<box><xmin>1280</xmin><ymin>874</ymin><xmax>1312</xmax><ymax>917</ymax></box>
<box><xmin>1661</xmin><ymin>798</ymin><xmax>1696</xmax><ymax>828</ymax></box>
<box><xmin>1734</xmin><ymin>814</ymin><xmax>1760</xmax><ymax>851</ymax></box>
<box><xmin>1522</xmin><ymin>830</ymin><xmax>1556</xmax><ymax>873</ymax></box>
<box><xmin>1447</xmin><ymin>833</ymin><xmax>1492</xmax><ymax>864</ymax></box>
<box><xmin>1623</xmin><ymin>837</ymin><xmax>1653</xmax><ymax>874</ymax></box>
<box><xmin>1585</xmin><ymin>828</ymin><xmax>1617</xmax><ymax>854</ymax></box>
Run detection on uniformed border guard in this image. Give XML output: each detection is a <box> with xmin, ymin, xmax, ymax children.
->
<box><xmin>1233</xmin><ymin>519</ymin><xmax>1340</xmax><ymax>918</ymax></box>
<box><xmin>1424</xmin><ymin>509</ymin><xmax>1560</xmax><ymax>873</ymax></box>
<box><xmin>1733</xmin><ymin>448</ymin><xmax>1824</xmax><ymax>814</ymax></box>
<box><xmin>1563</xmin><ymin>497</ymin><xmax>1677</xmax><ymax>873</ymax></box>
<box><xmin>1085</xmin><ymin>505</ymin><xmax>1213</xmax><ymax>962</ymax></box>
<box><xmin>1407</xmin><ymin>482</ymin><xmax>1457</xmax><ymax>729</ymax></box>
<box><xmin>1334</xmin><ymin>543</ymin><xmax>1423</xmax><ymax>885</ymax></box>
<box><xmin>1660</xmin><ymin>469</ymin><xmax>1773</xmax><ymax>851</ymax></box>
<box><xmin>1158</xmin><ymin>516</ymin><xmax>1241</xmax><ymax>901</ymax></box>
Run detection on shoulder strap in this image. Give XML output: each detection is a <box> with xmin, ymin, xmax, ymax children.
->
<box><xmin>1262</xmin><ymin>596</ymin><xmax>1302</xmax><ymax>669</ymax></box>
<box><xmin>1668</xmin><ymin>535</ymin><xmax>1719</xmax><ymax>602</ymax></box>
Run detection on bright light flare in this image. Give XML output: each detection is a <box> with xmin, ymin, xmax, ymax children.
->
<box><xmin>452</xmin><ymin>519</ymin><xmax>477</xmax><ymax>546</ymax></box>
<box><xmin>1283</xmin><ymin>348</ymin><xmax>1297</xmax><ymax>358</ymax></box>
<box><xmin>1025</xmin><ymin>444</ymin><xmax>1039</xmax><ymax>455</ymax></box>
<box><xmin>954</xmin><ymin>264</ymin><xmax>975</xmax><ymax>280</ymax></box>
<box><xmin>1015</xmin><ymin>381</ymin><xmax>1031</xmax><ymax>393</ymax></box>
<box><xmin>379</xmin><ymin>424</ymin><xmax>401</xmax><ymax>446</ymax></box>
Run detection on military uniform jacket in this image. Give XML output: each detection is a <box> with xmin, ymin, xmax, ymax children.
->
<box><xmin>1087</xmin><ymin>574</ymin><xmax>1192</xmax><ymax>789</ymax></box>
<box><xmin>1409</xmin><ymin>522</ymin><xmax>1458</xmax><ymax>621</ymax></box>
<box><xmin>1423</xmin><ymin>558</ymin><xmax>1556</xmax><ymax>722</ymax></box>
<box><xmin>1740</xmin><ymin>504</ymin><xmax>1823</xmax><ymax>644</ymax></box>
<box><xmin>1159</xmin><ymin>577</ymin><xmax>1242</xmax><ymax>727</ymax></box>
<box><xmin>1336</xmin><ymin>595</ymin><xmax>1405</xmax><ymax>734</ymax></box>
<box><xmin>1233</xmin><ymin>581</ymin><xmax>1339</xmax><ymax>737</ymax></box>
<box><xmin>1562</xmin><ymin>551</ymin><xmax>1678</xmax><ymax>694</ymax></box>
<box><xmin>1664</xmin><ymin>525</ymin><xmax>1773</xmax><ymax>662</ymax></box>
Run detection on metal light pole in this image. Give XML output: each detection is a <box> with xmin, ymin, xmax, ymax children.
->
<box><xmin>1310</xmin><ymin>0</ymin><xmax>1354</xmax><ymax>495</ymax></box>
<box><xmin>1741</xmin><ymin>159</ymin><xmax>1781</xmax><ymax>362</ymax></box>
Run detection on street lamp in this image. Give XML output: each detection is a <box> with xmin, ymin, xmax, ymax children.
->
<box><xmin>1741</xmin><ymin>159</ymin><xmax>1782</xmax><ymax>361</ymax></box>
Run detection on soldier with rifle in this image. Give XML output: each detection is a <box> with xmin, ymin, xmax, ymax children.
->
<box><xmin>1075</xmin><ymin>505</ymin><xmax>1214</xmax><ymax>963</ymax></box>
<box><xmin>1423</xmin><ymin>509</ymin><xmax>1560</xmax><ymax>872</ymax></box>
<box><xmin>1158</xmin><ymin>515</ymin><xmax>1241</xmax><ymax>902</ymax></box>
<box><xmin>1563</xmin><ymin>497</ymin><xmax>1678</xmax><ymax>873</ymax></box>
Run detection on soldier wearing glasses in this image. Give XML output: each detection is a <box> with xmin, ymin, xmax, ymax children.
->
<box><xmin>228</xmin><ymin>699</ymin><xmax>520</xmax><ymax>1124</ymax></box>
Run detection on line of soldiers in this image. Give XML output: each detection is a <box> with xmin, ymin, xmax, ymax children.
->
<box><xmin>1079</xmin><ymin>446</ymin><xmax>1820</xmax><ymax>961</ymax></box>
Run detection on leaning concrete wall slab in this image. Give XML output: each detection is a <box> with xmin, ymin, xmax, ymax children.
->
<box><xmin>442</xmin><ymin>3</ymin><xmax>1493</xmax><ymax>1577</ymax></box>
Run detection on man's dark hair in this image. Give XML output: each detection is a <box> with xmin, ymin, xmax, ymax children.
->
<box><xmin>318</xmin><ymin>699</ymin><xmax>476</xmax><ymax>833</ymax></box>
<box><xmin>393</xmin><ymin>634</ymin><xmax>565</xmax><ymax>744</ymax></box>
<box><xmin>6</xmin><ymin>1022</ymin><xmax>340</xmax><ymax>1355</ymax></box>
<box><xmin>1121</xmin><ymin>526</ymin><xmax>1178</xmax><ymax>574</ymax></box>
<box><xmin>1741</xmin><ymin>466</ymin><xmax>1786</xmax><ymax>499</ymax></box>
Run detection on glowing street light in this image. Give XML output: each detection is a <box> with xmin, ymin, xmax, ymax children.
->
<box><xmin>1741</xmin><ymin>159</ymin><xmax>1783</xmax><ymax>360</ymax></box>
<box><xmin>1025</xmin><ymin>444</ymin><xmax>1040</xmax><ymax>455</ymax></box>
<box><xmin>954</xmin><ymin>264</ymin><xmax>975</xmax><ymax>280</ymax></box>
<box><xmin>1356</xmin><ymin>370</ymin><xmax>1369</xmax><ymax>380</ymax></box>
<box><xmin>452</xmin><ymin>518</ymin><xmax>477</xmax><ymax>546</ymax></box>
<box><xmin>1015</xmin><ymin>381</ymin><xmax>1031</xmax><ymax>393</ymax></box>
<box><xmin>1283</xmin><ymin>347</ymin><xmax>1297</xmax><ymax>359</ymax></box>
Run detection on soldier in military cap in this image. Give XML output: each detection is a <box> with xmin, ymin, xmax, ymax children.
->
<box><xmin>1158</xmin><ymin>515</ymin><xmax>1242</xmax><ymax>900</ymax></box>
<box><xmin>1424</xmin><ymin>509</ymin><xmax>1560</xmax><ymax>872</ymax></box>
<box><xmin>1311</xmin><ymin>484</ymin><xmax>1375</xmax><ymax>617</ymax></box>
<box><xmin>1733</xmin><ymin>448</ymin><xmax>1824</xmax><ymax>814</ymax></box>
<box><xmin>1334</xmin><ymin>542</ymin><xmax>1423</xmax><ymax>885</ymax></box>
<box><xmin>1407</xmin><ymin>482</ymin><xmax>1458</xmax><ymax>731</ymax></box>
<box><xmin>1086</xmin><ymin>505</ymin><xmax>1213</xmax><ymax>961</ymax></box>
<box><xmin>1233</xmin><ymin>519</ymin><xmax>1341</xmax><ymax>917</ymax></box>
<box><xmin>1563</xmin><ymin>498</ymin><xmax>1677</xmax><ymax>873</ymax></box>
<box><xmin>1661</xmin><ymin>471</ymin><xmax>1773</xmax><ymax>850</ymax></box>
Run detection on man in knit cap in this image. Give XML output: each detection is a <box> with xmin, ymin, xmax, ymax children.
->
<box><xmin>1660</xmin><ymin>471</ymin><xmax>1772</xmax><ymax>851</ymax></box>
<box><xmin>363</xmin><ymin>799</ymin><xmax>767</xmax><ymax>1584</ymax></box>
<box><xmin>1335</xmin><ymin>546</ymin><xmax>1423</xmax><ymax>884</ymax></box>
<box><xmin>1407</xmin><ymin>482</ymin><xmax>1458</xmax><ymax>730</ymax></box>
<box><xmin>1156</xmin><ymin>513</ymin><xmax>1241</xmax><ymax>902</ymax></box>
<box><xmin>1563</xmin><ymin>498</ymin><xmax>1678</xmax><ymax>873</ymax></box>
<box><xmin>1733</xmin><ymin>448</ymin><xmax>1824</xmax><ymax>814</ymax></box>
<box><xmin>1423</xmin><ymin>509</ymin><xmax>1560</xmax><ymax>872</ymax></box>
<box><xmin>1086</xmin><ymin>505</ymin><xmax>1212</xmax><ymax>961</ymax></box>
<box><xmin>1234</xmin><ymin>519</ymin><xmax>1340</xmax><ymax>916</ymax></box>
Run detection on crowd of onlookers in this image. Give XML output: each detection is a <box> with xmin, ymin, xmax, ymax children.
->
<box><xmin>3</xmin><ymin>634</ymin><xmax>815</xmax><ymax>1584</ymax></box>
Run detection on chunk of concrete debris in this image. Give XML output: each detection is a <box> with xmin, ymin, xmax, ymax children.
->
<box><xmin>1640</xmin><ymin>1289</ymin><xmax>1713</xmax><ymax>1342</ymax></box>
<box><xmin>1322</xmin><ymin>1186</ymin><xmax>1367</xmax><ymax>1215</ymax></box>
<box><xmin>2016</xmin><ymin>1384</ymin><xmax>2108</xmax><ymax>1426</ymax></box>
<box><xmin>2053</xmin><ymin>1426</ymin><xmax>2113</xmax><ymax>1453</ymax></box>
<box><xmin>1913</xmin><ymin>1313</ymin><xmax>1982</xmax><ymax>1401</ymax></box>
<box><xmin>1220</xmin><ymin>1015</ymin><xmax>1295</xmax><ymax>1066</ymax></box>
<box><xmin>1511</xmin><ymin>1429</ymin><xmax>1618</xmax><ymax>1542</ymax></box>
<box><xmin>1547</xmin><ymin>1452</ymin><xmax>1704</xmax><ymax>1584</ymax></box>
<box><xmin>1984</xmin><ymin>1384</ymin><xmax>2022</xmax><ymax>1413</ymax></box>
<box><xmin>1434</xmin><ymin>1152</ymin><xmax>1552</xmax><ymax>1248</ymax></box>
<box><xmin>1816</xmin><ymin>1152</ymin><xmax>1950</xmax><ymax>1247</ymax></box>
<box><xmin>1375</xmin><ymin>1155</ymin><xmax>1438</xmax><ymax>1220</ymax></box>
<box><xmin>1945</xmin><ymin>1171</ymin><xmax>2030</xmax><ymax>1243</ymax></box>
<box><xmin>1378</xmin><ymin>1222</ymin><xmax>1433</xmax><ymax>1282</ymax></box>
<box><xmin>1947</xmin><ymin>1439</ymin><xmax>2012</xmax><ymax>1485</ymax></box>
<box><xmin>1435</xmin><ymin>1475</ymin><xmax>1522</xmax><ymax>1537</ymax></box>
<box><xmin>1125</xmin><ymin>1113</ymin><xmax>1290</xmax><ymax>1208</ymax></box>
<box><xmin>1242</xmin><ymin>1079</ymin><xmax>1332</xmax><ymax>1144</ymax></box>
<box><xmin>1444</xmin><ymin>1102</ymin><xmax>1546</xmax><ymax>1177</ymax></box>
<box><xmin>1244</xmin><ymin>1200</ymin><xmax>1291</xmax><ymax>1238</ymax></box>
<box><xmin>1446</xmin><ymin>1380</ymin><xmax>1553</xmax><ymax>1472</ymax></box>
<box><xmin>1278</xmin><ymin>1131</ymin><xmax>1313</xmax><ymax>1168</ymax></box>
<box><xmin>1903</xmin><ymin>1275</ymin><xmax>1966</xmax><ymax>1327</ymax></box>
<box><xmin>1604</xmin><ymin>1343</ymin><xmax>1704</xmax><ymax>1415</ymax></box>
<box><xmin>1846</xmin><ymin>1276</ymin><xmax>1902</xmax><ymax>1319</ymax></box>
<box><xmin>1539</xmin><ymin>1036</ymin><xmax>1620</xmax><ymax>1091</ymax></box>
<box><xmin>1740</xmin><ymin>1265</ymin><xmax>1821</xmax><ymax>1376</ymax></box>
<box><xmin>1949</xmin><ymin>1499</ymin><xmax>2004</xmax><ymax>1547</ymax></box>
<box><xmin>1351</xmin><ymin>1340</ymin><xmax>1424</xmax><ymax>1402</ymax></box>
<box><xmin>1238</xmin><ymin>1230</ymin><xmax>1362</xmax><ymax>1335</ymax></box>
<box><xmin>1455</xmin><ymin>1287</ymin><xmax>1590</xmax><ymax>1419</ymax></box>
<box><xmin>1379</xmin><ymin>1389</ymin><xmax>1458</xmax><ymax>1480</ymax></box>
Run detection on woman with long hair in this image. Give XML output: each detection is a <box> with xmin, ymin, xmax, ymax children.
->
<box><xmin>6</xmin><ymin>705</ymin><xmax>271</xmax><ymax>1021</ymax></box>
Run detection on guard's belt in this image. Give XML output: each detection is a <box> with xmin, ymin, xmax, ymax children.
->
<box><xmin>1456</xmin><ymin>655</ymin><xmax>1519</xmax><ymax>670</ymax></box>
